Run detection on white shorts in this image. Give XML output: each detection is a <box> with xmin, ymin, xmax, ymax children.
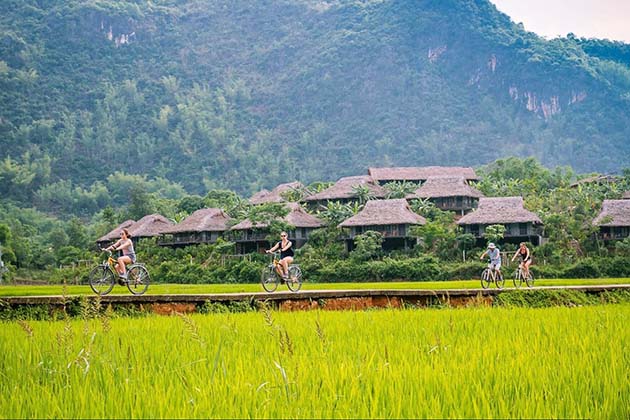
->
<box><xmin>488</xmin><ymin>262</ymin><xmax>501</xmax><ymax>270</ymax></box>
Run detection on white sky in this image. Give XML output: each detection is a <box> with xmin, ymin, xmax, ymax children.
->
<box><xmin>490</xmin><ymin>0</ymin><xmax>630</xmax><ymax>43</ymax></box>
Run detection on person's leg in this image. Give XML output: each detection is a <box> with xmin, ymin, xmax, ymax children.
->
<box><xmin>524</xmin><ymin>260</ymin><xmax>531</xmax><ymax>276</ymax></box>
<box><xmin>280</xmin><ymin>258</ymin><xmax>289</xmax><ymax>277</ymax></box>
<box><xmin>117</xmin><ymin>256</ymin><xmax>132</xmax><ymax>276</ymax></box>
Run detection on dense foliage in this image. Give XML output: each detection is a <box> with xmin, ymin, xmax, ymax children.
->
<box><xmin>1</xmin><ymin>156</ymin><xmax>629</xmax><ymax>284</ymax></box>
<box><xmin>0</xmin><ymin>0</ymin><xmax>629</xmax><ymax>206</ymax></box>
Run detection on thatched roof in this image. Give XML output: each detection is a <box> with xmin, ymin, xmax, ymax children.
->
<box><xmin>249</xmin><ymin>181</ymin><xmax>304</xmax><ymax>205</ymax></box>
<box><xmin>457</xmin><ymin>197</ymin><xmax>542</xmax><ymax>225</ymax></box>
<box><xmin>407</xmin><ymin>176</ymin><xmax>484</xmax><ymax>199</ymax></box>
<box><xmin>96</xmin><ymin>220</ymin><xmax>135</xmax><ymax>243</ymax></box>
<box><xmin>128</xmin><ymin>214</ymin><xmax>174</xmax><ymax>238</ymax></box>
<box><xmin>231</xmin><ymin>203</ymin><xmax>323</xmax><ymax>230</ymax></box>
<box><xmin>303</xmin><ymin>176</ymin><xmax>386</xmax><ymax>202</ymax></box>
<box><xmin>593</xmin><ymin>200</ymin><xmax>630</xmax><ymax>227</ymax></box>
<box><xmin>339</xmin><ymin>199</ymin><xmax>426</xmax><ymax>227</ymax></box>
<box><xmin>368</xmin><ymin>166</ymin><xmax>479</xmax><ymax>182</ymax></box>
<box><xmin>161</xmin><ymin>208</ymin><xmax>231</xmax><ymax>234</ymax></box>
<box><xmin>570</xmin><ymin>175</ymin><xmax>618</xmax><ymax>187</ymax></box>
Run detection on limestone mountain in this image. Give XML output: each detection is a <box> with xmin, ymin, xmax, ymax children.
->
<box><xmin>1</xmin><ymin>0</ymin><xmax>629</xmax><ymax>200</ymax></box>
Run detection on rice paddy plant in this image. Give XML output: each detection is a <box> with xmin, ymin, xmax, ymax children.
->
<box><xmin>0</xmin><ymin>304</ymin><xmax>628</xmax><ymax>418</ymax></box>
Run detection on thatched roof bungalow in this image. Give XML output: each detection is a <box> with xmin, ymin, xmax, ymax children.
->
<box><xmin>159</xmin><ymin>208</ymin><xmax>232</xmax><ymax>247</ymax></box>
<box><xmin>368</xmin><ymin>166</ymin><xmax>479</xmax><ymax>184</ymax></box>
<box><xmin>622</xmin><ymin>191</ymin><xmax>630</xmax><ymax>200</ymax></box>
<box><xmin>457</xmin><ymin>197</ymin><xmax>543</xmax><ymax>245</ymax></box>
<box><xmin>302</xmin><ymin>175</ymin><xmax>386</xmax><ymax>208</ymax></box>
<box><xmin>249</xmin><ymin>181</ymin><xmax>304</xmax><ymax>205</ymax></box>
<box><xmin>593</xmin><ymin>199</ymin><xmax>630</xmax><ymax>240</ymax></box>
<box><xmin>338</xmin><ymin>199</ymin><xmax>426</xmax><ymax>251</ymax></box>
<box><xmin>127</xmin><ymin>214</ymin><xmax>174</xmax><ymax>239</ymax></box>
<box><xmin>96</xmin><ymin>219</ymin><xmax>135</xmax><ymax>248</ymax></box>
<box><xmin>407</xmin><ymin>176</ymin><xmax>484</xmax><ymax>215</ymax></box>
<box><xmin>230</xmin><ymin>203</ymin><xmax>323</xmax><ymax>253</ymax></box>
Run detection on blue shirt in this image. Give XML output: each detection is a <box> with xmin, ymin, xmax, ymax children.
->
<box><xmin>487</xmin><ymin>248</ymin><xmax>501</xmax><ymax>264</ymax></box>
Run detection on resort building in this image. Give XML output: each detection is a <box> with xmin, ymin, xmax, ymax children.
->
<box><xmin>338</xmin><ymin>199</ymin><xmax>426</xmax><ymax>251</ymax></box>
<box><xmin>457</xmin><ymin>197</ymin><xmax>544</xmax><ymax>246</ymax></box>
<box><xmin>159</xmin><ymin>208</ymin><xmax>232</xmax><ymax>247</ymax></box>
<box><xmin>593</xmin><ymin>199</ymin><xmax>630</xmax><ymax>241</ymax></box>
<box><xmin>302</xmin><ymin>175</ymin><xmax>386</xmax><ymax>209</ymax></box>
<box><xmin>406</xmin><ymin>176</ymin><xmax>484</xmax><ymax>216</ymax></box>
<box><xmin>127</xmin><ymin>214</ymin><xmax>174</xmax><ymax>241</ymax></box>
<box><xmin>368</xmin><ymin>166</ymin><xmax>479</xmax><ymax>185</ymax></box>
<box><xmin>230</xmin><ymin>203</ymin><xmax>324</xmax><ymax>254</ymax></box>
<box><xmin>249</xmin><ymin>181</ymin><xmax>304</xmax><ymax>205</ymax></box>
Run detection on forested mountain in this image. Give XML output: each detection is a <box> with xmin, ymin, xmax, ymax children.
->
<box><xmin>1</xmin><ymin>0</ymin><xmax>630</xmax><ymax>203</ymax></box>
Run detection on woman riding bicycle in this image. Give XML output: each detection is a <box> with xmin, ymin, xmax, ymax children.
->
<box><xmin>105</xmin><ymin>228</ymin><xmax>136</xmax><ymax>279</ymax></box>
<box><xmin>511</xmin><ymin>242</ymin><xmax>532</xmax><ymax>278</ymax></box>
<box><xmin>266</xmin><ymin>231</ymin><xmax>293</xmax><ymax>279</ymax></box>
<box><xmin>480</xmin><ymin>242</ymin><xmax>502</xmax><ymax>278</ymax></box>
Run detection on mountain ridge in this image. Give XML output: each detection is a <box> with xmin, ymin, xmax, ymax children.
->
<box><xmin>0</xmin><ymin>0</ymin><xmax>628</xmax><ymax>200</ymax></box>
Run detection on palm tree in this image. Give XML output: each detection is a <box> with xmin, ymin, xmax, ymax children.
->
<box><xmin>351</xmin><ymin>184</ymin><xmax>374</xmax><ymax>205</ymax></box>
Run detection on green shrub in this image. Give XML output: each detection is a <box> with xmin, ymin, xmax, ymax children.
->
<box><xmin>562</xmin><ymin>258</ymin><xmax>601</xmax><ymax>278</ymax></box>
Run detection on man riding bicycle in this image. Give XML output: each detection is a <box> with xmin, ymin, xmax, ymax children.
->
<box><xmin>480</xmin><ymin>242</ymin><xmax>502</xmax><ymax>278</ymax></box>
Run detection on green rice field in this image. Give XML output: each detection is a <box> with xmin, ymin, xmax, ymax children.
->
<box><xmin>1</xmin><ymin>277</ymin><xmax>629</xmax><ymax>297</ymax></box>
<box><xmin>1</xmin><ymin>303</ymin><xmax>628</xmax><ymax>418</ymax></box>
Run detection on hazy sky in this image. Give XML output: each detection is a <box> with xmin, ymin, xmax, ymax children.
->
<box><xmin>490</xmin><ymin>0</ymin><xmax>630</xmax><ymax>43</ymax></box>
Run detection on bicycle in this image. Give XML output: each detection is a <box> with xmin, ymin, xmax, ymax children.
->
<box><xmin>88</xmin><ymin>249</ymin><xmax>150</xmax><ymax>295</ymax></box>
<box><xmin>260</xmin><ymin>251</ymin><xmax>302</xmax><ymax>292</ymax></box>
<box><xmin>481</xmin><ymin>265</ymin><xmax>505</xmax><ymax>289</ymax></box>
<box><xmin>513</xmin><ymin>264</ymin><xmax>535</xmax><ymax>288</ymax></box>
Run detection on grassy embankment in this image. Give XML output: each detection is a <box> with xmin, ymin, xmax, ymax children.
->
<box><xmin>0</xmin><ymin>278</ymin><xmax>629</xmax><ymax>297</ymax></box>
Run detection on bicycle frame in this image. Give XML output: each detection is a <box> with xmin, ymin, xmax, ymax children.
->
<box><xmin>89</xmin><ymin>249</ymin><xmax>150</xmax><ymax>296</ymax></box>
<box><xmin>481</xmin><ymin>265</ymin><xmax>504</xmax><ymax>289</ymax></box>
<box><xmin>261</xmin><ymin>251</ymin><xmax>302</xmax><ymax>293</ymax></box>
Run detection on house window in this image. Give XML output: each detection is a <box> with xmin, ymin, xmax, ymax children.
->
<box><xmin>470</xmin><ymin>225</ymin><xmax>479</xmax><ymax>236</ymax></box>
<box><xmin>519</xmin><ymin>223</ymin><xmax>528</xmax><ymax>235</ymax></box>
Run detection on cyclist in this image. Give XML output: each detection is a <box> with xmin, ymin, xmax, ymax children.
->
<box><xmin>105</xmin><ymin>228</ymin><xmax>136</xmax><ymax>280</ymax></box>
<box><xmin>480</xmin><ymin>242</ymin><xmax>502</xmax><ymax>278</ymax></box>
<box><xmin>266</xmin><ymin>231</ymin><xmax>293</xmax><ymax>279</ymax></box>
<box><xmin>511</xmin><ymin>242</ymin><xmax>532</xmax><ymax>278</ymax></box>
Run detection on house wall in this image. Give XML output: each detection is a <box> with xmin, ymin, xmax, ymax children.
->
<box><xmin>348</xmin><ymin>224</ymin><xmax>410</xmax><ymax>238</ymax></box>
<box><xmin>598</xmin><ymin>226</ymin><xmax>630</xmax><ymax>240</ymax></box>
<box><xmin>430</xmin><ymin>196</ymin><xmax>477</xmax><ymax>213</ymax></box>
<box><xmin>462</xmin><ymin>223</ymin><xmax>544</xmax><ymax>246</ymax></box>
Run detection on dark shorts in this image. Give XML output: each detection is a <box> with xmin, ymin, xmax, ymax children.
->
<box><xmin>123</xmin><ymin>253</ymin><xmax>137</xmax><ymax>264</ymax></box>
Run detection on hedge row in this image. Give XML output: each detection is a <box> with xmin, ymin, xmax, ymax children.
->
<box><xmin>52</xmin><ymin>256</ymin><xmax>630</xmax><ymax>286</ymax></box>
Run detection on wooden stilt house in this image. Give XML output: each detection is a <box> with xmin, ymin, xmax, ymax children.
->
<box><xmin>338</xmin><ymin>199</ymin><xmax>426</xmax><ymax>251</ymax></box>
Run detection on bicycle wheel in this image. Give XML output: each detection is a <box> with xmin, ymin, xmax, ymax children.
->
<box><xmin>89</xmin><ymin>265</ymin><xmax>116</xmax><ymax>295</ymax></box>
<box><xmin>261</xmin><ymin>266</ymin><xmax>279</xmax><ymax>292</ymax></box>
<box><xmin>495</xmin><ymin>272</ymin><xmax>505</xmax><ymax>289</ymax></box>
<box><xmin>525</xmin><ymin>271</ymin><xmax>535</xmax><ymax>287</ymax></box>
<box><xmin>127</xmin><ymin>265</ymin><xmax>150</xmax><ymax>295</ymax></box>
<box><xmin>286</xmin><ymin>265</ymin><xmax>302</xmax><ymax>292</ymax></box>
<box><xmin>513</xmin><ymin>269</ymin><xmax>523</xmax><ymax>288</ymax></box>
<box><xmin>480</xmin><ymin>269</ymin><xmax>491</xmax><ymax>289</ymax></box>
